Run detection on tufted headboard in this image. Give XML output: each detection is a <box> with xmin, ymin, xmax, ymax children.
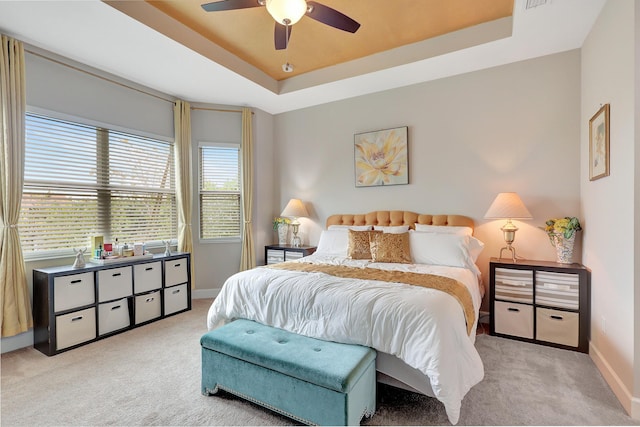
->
<box><xmin>325</xmin><ymin>211</ymin><xmax>474</xmax><ymax>231</ymax></box>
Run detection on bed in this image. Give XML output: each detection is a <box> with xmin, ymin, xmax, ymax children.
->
<box><xmin>207</xmin><ymin>211</ymin><xmax>485</xmax><ymax>424</ymax></box>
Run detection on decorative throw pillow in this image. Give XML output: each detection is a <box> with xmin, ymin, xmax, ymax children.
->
<box><xmin>369</xmin><ymin>232</ymin><xmax>411</xmax><ymax>263</ymax></box>
<box><xmin>347</xmin><ymin>229</ymin><xmax>381</xmax><ymax>259</ymax></box>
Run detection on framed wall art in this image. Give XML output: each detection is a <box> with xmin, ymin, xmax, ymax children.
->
<box><xmin>589</xmin><ymin>103</ymin><xmax>610</xmax><ymax>181</ymax></box>
<box><xmin>354</xmin><ymin>126</ymin><xmax>408</xmax><ymax>187</ymax></box>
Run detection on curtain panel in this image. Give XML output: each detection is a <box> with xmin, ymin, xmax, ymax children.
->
<box><xmin>239</xmin><ymin>107</ymin><xmax>255</xmax><ymax>271</ymax></box>
<box><xmin>174</xmin><ymin>100</ymin><xmax>194</xmax><ymax>286</ymax></box>
<box><xmin>0</xmin><ymin>34</ymin><xmax>33</xmax><ymax>337</ymax></box>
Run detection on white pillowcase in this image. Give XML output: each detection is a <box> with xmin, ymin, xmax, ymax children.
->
<box><xmin>409</xmin><ymin>231</ymin><xmax>480</xmax><ymax>275</ymax></box>
<box><xmin>315</xmin><ymin>230</ymin><xmax>350</xmax><ymax>256</ymax></box>
<box><xmin>373</xmin><ymin>225</ymin><xmax>410</xmax><ymax>234</ymax></box>
<box><xmin>412</xmin><ymin>225</ymin><xmax>483</xmax><ymax>262</ymax></box>
<box><xmin>328</xmin><ymin>225</ymin><xmax>373</xmax><ymax>231</ymax></box>
<box><xmin>414</xmin><ymin>224</ymin><xmax>473</xmax><ymax>236</ymax></box>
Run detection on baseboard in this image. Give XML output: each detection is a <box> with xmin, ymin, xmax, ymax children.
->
<box><xmin>192</xmin><ymin>288</ymin><xmax>219</xmax><ymax>300</ymax></box>
<box><xmin>589</xmin><ymin>341</ymin><xmax>637</xmax><ymax>419</ymax></box>
<box><xmin>1</xmin><ymin>330</ymin><xmax>34</xmax><ymax>354</ymax></box>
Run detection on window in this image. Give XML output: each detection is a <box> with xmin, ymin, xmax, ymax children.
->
<box><xmin>20</xmin><ymin>113</ymin><xmax>176</xmax><ymax>257</ymax></box>
<box><xmin>199</xmin><ymin>142</ymin><xmax>241</xmax><ymax>241</ymax></box>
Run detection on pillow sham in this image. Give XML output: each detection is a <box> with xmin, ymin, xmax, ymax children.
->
<box><xmin>466</xmin><ymin>236</ymin><xmax>484</xmax><ymax>262</ymax></box>
<box><xmin>315</xmin><ymin>230</ymin><xmax>350</xmax><ymax>257</ymax></box>
<box><xmin>328</xmin><ymin>225</ymin><xmax>373</xmax><ymax>231</ymax></box>
<box><xmin>373</xmin><ymin>225</ymin><xmax>410</xmax><ymax>234</ymax></box>
<box><xmin>369</xmin><ymin>232</ymin><xmax>412</xmax><ymax>263</ymax></box>
<box><xmin>412</xmin><ymin>226</ymin><xmax>483</xmax><ymax>262</ymax></box>
<box><xmin>414</xmin><ymin>223</ymin><xmax>473</xmax><ymax>236</ymax></box>
<box><xmin>409</xmin><ymin>231</ymin><xmax>480</xmax><ymax>274</ymax></box>
<box><xmin>347</xmin><ymin>229</ymin><xmax>381</xmax><ymax>259</ymax></box>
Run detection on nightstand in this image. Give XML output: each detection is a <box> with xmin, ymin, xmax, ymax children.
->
<box><xmin>264</xmin><ymin>244</ymin><xmax>317</xmax><ymax>265</ymax></box>
<box><xmin>489</xmin><ymin>258</ymin><xmax>590</xmax><ymax>353</ymax></box>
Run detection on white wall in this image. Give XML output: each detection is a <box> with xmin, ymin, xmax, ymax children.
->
<box><xmin>581</xmin><ymin>0</ymin><xmax>638</xmax><ymax>417</ymax></box>
<box><xmin>189</xmin><ymin>106</ymin><xmax>276</xmax><ymax>296</ymax></box>
<box><xmin>274</xmin><ymin>50</ymin><xmax>582</xmax><ymax>310</ymax></box>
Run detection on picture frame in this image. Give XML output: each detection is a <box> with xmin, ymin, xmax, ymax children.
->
<box><xmin>354</xmin><ymin>126</ymin><xmax>408</xmax><ymax>187</ymax></box>
<box><xmin>589</xmin><ymin>103</ymin><xmax>610</xmax><ymax>181</ymax></box>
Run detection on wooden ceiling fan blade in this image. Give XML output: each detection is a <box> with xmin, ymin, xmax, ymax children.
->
<box><xmin>274</xmin><ymin>23</ymin><xmax>292</xmax><ymax>50</ymax></box>
<box><xmin>201</xmin><ymin>0</ymin><xmax>262</xmax><ymax>12</ymax></box>
<box><xmin>306</xmin><ymin>1</ymin><xmax>360</xmax><ymax>33</ymax></box>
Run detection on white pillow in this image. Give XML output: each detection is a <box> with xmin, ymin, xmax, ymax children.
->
<box><xmin>409</xmin><ymin>231</ymin><xmax>480</xmax><ymax>274</ymax></box>
<box><xmin>373</xmin><ymin>225</ymin><xmax>410</xmax><ymax>234</ymax></box>
<box><xmin>328</xmin><ymin>225</ymin><xmax>373</xmax><ymax>231</ymax></box>
<box><xmin>467</xmin><ymin>236</ymin><xmax>485</xmax><ymax>262</ymax></box>
<box><xmin>412</xmin><ymin>226</ymin><xmax>483</xmax><ymax>262</ymax></box>
<box><xmin>414</xmin><ymin>224</ymin><xmax>473</xmax><ymax>236</ymax></box>
<box><xmin>315</xmin><ymin>230</ymin><xmax>350</xmax><ymax>256</ymax></box>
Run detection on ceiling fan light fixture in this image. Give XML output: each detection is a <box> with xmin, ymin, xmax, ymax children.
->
<box><xmin>266</xmin><ymin>0</ymin><xmax>307</xmax><ymax>26</ymax></box>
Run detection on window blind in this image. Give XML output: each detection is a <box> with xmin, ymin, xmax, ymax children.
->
<box><xmin>20</xmin><ymin>113</ymin><xmax>176</xmax><ymax>256</ymax></box>
<box><xmin>199</xmin><ymin>144</ymin><xmax>241</xmax><ymax>240</ymax></box>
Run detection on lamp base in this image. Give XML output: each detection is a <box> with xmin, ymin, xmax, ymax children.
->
<box><xmin>292</xmin><ymin>234</ymin><xmax>301</xmax><ymax>248</ymax></box>
<box><xmin>498</xmin><ymin>245</ymin><xmax>520</xmax><ymax>262</ymax></box>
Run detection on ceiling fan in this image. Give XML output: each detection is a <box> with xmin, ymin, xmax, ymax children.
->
<box><xmin>201</xmin><ymin>0</ymin><xmax>361</xmax><ymax>51</ymax></box>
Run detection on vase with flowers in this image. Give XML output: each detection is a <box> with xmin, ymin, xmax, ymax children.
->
<box><xmin>273</xmin><ymin>217</ymin><xmax>291</xmax><ymax>245</ymax></box>
<box><xmin>545</xmin><ymin>217</ymin><xmax>582</xmax><ymax>264</ymax></box>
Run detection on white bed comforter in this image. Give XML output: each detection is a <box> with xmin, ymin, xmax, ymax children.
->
<box><xmin>207</xmin><ymin>254</ymin><xmax>485</xmax><ymax>424</ymax></box>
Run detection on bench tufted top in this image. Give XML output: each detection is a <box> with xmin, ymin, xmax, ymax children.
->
<box><xmin>201</xmin><ymin>319</ymin><xmax>376</xmax><ymax>393</ymax></box>
<box><xmin>326</xmin><ymin>210</ymin><xmax>474</xmax><ymax>230</ymax></box>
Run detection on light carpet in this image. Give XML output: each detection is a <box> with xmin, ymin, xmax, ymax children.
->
<box><xmin>1</xmin><ymin>299</ymin><xmax>636</xmax><ymax>426</ymax></box>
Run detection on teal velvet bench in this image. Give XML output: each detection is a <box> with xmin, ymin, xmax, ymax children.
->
<box><xmin>201</xmin><ymin>319</ymin><xmax>377</xmax><ymax>425</ymax></box>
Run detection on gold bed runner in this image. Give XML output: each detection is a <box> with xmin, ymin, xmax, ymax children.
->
<box><xmin>267</xmin><ymin>262</ymin><xmax>475</xmax><ymax>335</ymax></box>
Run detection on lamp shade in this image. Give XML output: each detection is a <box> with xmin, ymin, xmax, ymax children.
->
<box><xmin>280</xmin><ymin>198</ymin><xmax>309</xmax><ymax>218</ymax></box>
<box><xmin>484</xmin><ymin>192</ymin><xmax>532</xmax><ymax>219</ymax></box>
<box><xmin>266</xmin><ymin>0</ymin><xmax>307</xmax><ymax>25</ymax></box>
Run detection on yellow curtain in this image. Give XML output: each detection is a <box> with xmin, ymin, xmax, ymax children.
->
<box><xmin>0</xmin><ymin>35</ymin><xmax>33</xmax><ymax>337</ymax></box>
<box><xmin>239</xmin><ymin>107</ymin><xmax>255</xmax><ymax>271</ymax></box>
<box><xmin>173</xmin><ymin>100</ymin><xmax>194</xmax><ymax>285</ymax></box>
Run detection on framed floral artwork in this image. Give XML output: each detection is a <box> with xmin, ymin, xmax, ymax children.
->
<box><xmin>354</xmin><ymin>126</ymin><xmax>408</xmax><ymax>187</ymax></box>
<box><xmin>589</xmin><ymin>103</ymin><xmax>610</xmax><ymax>181</ymax></box>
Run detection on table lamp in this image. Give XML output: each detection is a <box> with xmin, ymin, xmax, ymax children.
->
<box><xmin>484</xmin><ymin>192</ymin><xmax>532</xmax><ymax>261</ymax></box>
<box><xmin>280</xmin><ymin>198</ymin><xmax>309</xmax><ymax>247</ymax></box>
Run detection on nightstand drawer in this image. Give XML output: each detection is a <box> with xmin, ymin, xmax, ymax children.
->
<box><xmin>535</xmin><ymin>271</ymin><xmax>579</xmax><ymax>310</ymax></box>
<box><xmin>285</xmin><ymin>251</ymin><xmax>304</xmax><ymax>260</ymax></box>
<box><xmin>267</xmin><ymin>249</ymin><xmax>285</xmax><ymax>264</ymax></box>
<box><xmin>494</xmin><ymin>268</ymin><xmax>533</xmax><ymax>303</ymax></box>
<box><xmin>536</xmin><ymin>307</ymin><xmax>579</xmax><ymax>347</ymax></box>
<box><xmin>494</xmin><ymin>300</ymin><xmax>533</xmax><ymax>339</ymax></box>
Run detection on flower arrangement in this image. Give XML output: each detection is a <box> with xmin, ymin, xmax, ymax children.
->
<box><xmin>544</xmin><ymin>217</ymin><xmax>582</xmax><ymax>240</ymax></box>
<box><xmin>273</xmin><ymin>217</ymin><xmax>291</xmax><ymax>231</ymax></box>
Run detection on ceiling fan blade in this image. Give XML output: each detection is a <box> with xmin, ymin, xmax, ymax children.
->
<box><xmin>274</xmin><ymin>23</ymin><xmax>292</xmax><ymax>50</ymax></box>
<box><xmin>306</xmin><ymin>1</ymin><xmax>360</xmax><ymax>33</ymax></box>
<box><xmin>201</xmin><ymin>0</ymin><xmax>262</xmax><ymax>12</ymax></box>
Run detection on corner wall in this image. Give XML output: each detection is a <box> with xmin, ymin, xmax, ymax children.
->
<box><xmin>580</xmin><ymin>0</ymin><xmax>638</xmax><ymax>417</ymax></box>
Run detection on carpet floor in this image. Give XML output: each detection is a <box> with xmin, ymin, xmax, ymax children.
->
<box><xmin>1</xmin><ymin>298</ymin><xmax>636</xmax><ymax>426</ymax></box>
